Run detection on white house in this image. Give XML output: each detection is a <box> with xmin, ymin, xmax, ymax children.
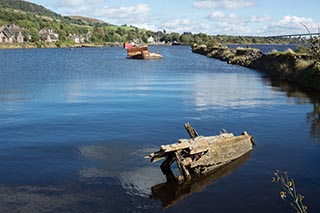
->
<box><xmin>147</xmin><ymin>36</ymin><xmax>155</xmax><ymax>43</ymax></box>
<box><xmin>39</xmin><ymin>28</ymin><xmax>59</xmax><ymax>43</ymax></box>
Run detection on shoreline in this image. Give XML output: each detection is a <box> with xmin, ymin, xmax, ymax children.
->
<box><xmin>0</xmin><ymin>42</ymin><xmax>297</xmax><ymax>50</ymax></box>
<box><xmin>192</xmin><ymin>44</ymin><xmax>320</xmax><ymax>91</ymax></box>
<box><xmin>0</xmin><ymin>42</ymin><xmax>122</xmax><ymax>50</ymax></box>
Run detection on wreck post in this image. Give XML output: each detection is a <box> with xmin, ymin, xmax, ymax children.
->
<box><xmin>160</xmin><ymin>153</ymin><xmax>177</xmax><ymax>182</ymax></box>
<box><xmin>174</xmin><ymin>151</ymin><xmax>192</xmax><ymax>181</ymax></box>
<box><xmin>184</xmin><ymin>123</ymin><xmax>199</xmax><ymax>139</ymax></box>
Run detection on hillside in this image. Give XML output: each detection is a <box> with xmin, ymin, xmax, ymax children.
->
<box><xmin>0</xmin><ymin>0</ymin><xmax>61</xmax><ymax>19</ymax></box>
<box><xmin>68</xmin><ymin>16</ymin><xmax>106</xmax><ymax>25</ymax></box>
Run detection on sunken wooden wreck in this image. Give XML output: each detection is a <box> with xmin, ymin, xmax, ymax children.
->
<box><xmin>145</xmin><ymin>123</ymin><xmax>255</xmax><ymax>182</ymax></box>
<box><xmin>126</xmin><ymin>45</ymin><xmax>163</xmax><ymax>60</ymax></box>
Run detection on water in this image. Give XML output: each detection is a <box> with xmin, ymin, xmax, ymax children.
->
<box><xmin>0</xmin><ymin>46</ymin><xmax>319</xmax><ymax>212</ymax></box>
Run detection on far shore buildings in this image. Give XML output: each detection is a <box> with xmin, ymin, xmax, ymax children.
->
<box><xmin>67</xmin><ymin>33</ymin><xmax>92</xmax><ymax>44</ymax></box>
<box><xmin>68</xmin><ymin>34</ymin><xmax>84</xmax><ymax>44</ymax></box>
<box><xmin>0</xmin><ymin>24</ymin><xmax>24</xmax><ymax>43</ymax></box>
<box><xmin>39</xmin><ymin>28</ymin><xmax>59</xmax><ymax>43</ymax></box>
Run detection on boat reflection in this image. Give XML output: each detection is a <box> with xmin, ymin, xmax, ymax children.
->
<box><xmin>150</xmin><ymin>153</ymin><xmax>251</xmax><ymax>209</ymax></box>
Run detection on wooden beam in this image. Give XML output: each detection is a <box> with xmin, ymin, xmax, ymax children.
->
<box><xmin>184</xmin><ymin>123</ymin><xmax>199</xmax><ymax>139</ymax></box>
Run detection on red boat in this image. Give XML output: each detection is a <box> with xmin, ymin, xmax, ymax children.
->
<box><xmin>123</xmin><ymin>42</ymin><xmax>134</xmax><ymax>49</ymax></box>
<box><xmin>124</xmin><ymin>43</ymin><xmax>163</xmax><ymax>60</ymax></box>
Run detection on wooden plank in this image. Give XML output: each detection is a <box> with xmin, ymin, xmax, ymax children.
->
<box><xmin>184</xmin><ymin>123</ymin><xmax>199</xmax><ymax>139</ymax></box>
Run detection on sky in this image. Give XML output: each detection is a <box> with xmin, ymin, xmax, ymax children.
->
<box><xmin>27</xmin><ymin>0</ymin><xmax>320</xmax><ymax>36</ymax></box>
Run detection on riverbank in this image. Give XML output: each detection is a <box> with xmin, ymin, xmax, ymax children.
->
<box><xmin>0</xmin><ymin>42</ymin><xmax>119</xmax><ymax>50</ymax></box>
<box><xmin>192</xmin><ymin>44</ymin><xmax>320</xmax><ymax>91</ymax></box>
<box><xmin>0</xmin><ymin>42</ymin><xmax>177</xmax><ymax>50</ymax></box>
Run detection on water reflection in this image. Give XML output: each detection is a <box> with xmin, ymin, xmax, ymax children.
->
<box><xmin>307</xmin><ymin>104</ymin><xmax>320</xmax><ymax>143</ymax></box>
<box><xmin>192</xmin><ymin>74</ymin><xmax>277</xmax><ymax>111</ymax></box>
<box><xmin>119</xmin><ymin>167</ymin><xmax>165</xmax><ymax>197</ymax></box>
<box><xmin>78</xmin><ymin>143</ymin><xmax>251</xmax><ymax>209</ymax></box>
<box><xmin>268</xmin><ymin>79</ymin><xmax>320</xmax><ymax>143</ymax></box>
<box><xmin>150</xmin><ymin>153</ymin><xmax>251</xmax><ymax>208</ymax></box>
<box><xmin>78</xmin><ymin>143</ymin><xmax>166</xmax><ymax>196</ymax></box>
<box><xmin>0</xmin><ymin>185</ymin><xmax>88</xmax><ymax>212</ymax></box>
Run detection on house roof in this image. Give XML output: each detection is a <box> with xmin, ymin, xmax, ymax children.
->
<box><xmin>0</xmin><ymin>24</ymin><xmax>24</xmax><ymax>37</ymax></box>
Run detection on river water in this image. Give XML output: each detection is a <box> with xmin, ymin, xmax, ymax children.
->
<box><xmin>0</xmin><ymin>46</ymin><xmax>319</xmax><ymax>212</ymax></box>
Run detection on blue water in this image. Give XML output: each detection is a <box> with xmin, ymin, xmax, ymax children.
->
<box><xmin>0</xmin><ymin>46</ymin><xmax>319</xmax><ymax>212</ymax></box>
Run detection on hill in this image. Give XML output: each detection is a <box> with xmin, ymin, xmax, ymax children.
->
<box><xmin>68</xmin><ymin>16</ymin><xmax>106</xmax><ymax>25</ymax></box>
<box><xmin>0</xmin><ymin>0</ymin><xmax>61</xmax><ymax>19</ymax></box>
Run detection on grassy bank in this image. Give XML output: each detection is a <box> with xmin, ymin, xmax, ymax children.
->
<box><xmin>192</xmin><ymin>44</ymin><xmax>320</xmax><ymax>91</ymax></box>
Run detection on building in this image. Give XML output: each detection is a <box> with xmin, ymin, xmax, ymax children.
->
<box><xmin>39</xmin><ymin>28</ymin><xmax>59</xmax><ymax>43</ymax></box>
<box><xmin>0</xmin><ymin>24</ymin><xmax>24</xmax><ymax>43</ymax></box>
<box><xmin>147</xmin><ymin>36</ymin><xmax>155</xmax><ymax>43</ymax></box>
<box><xmin>68</xmin><ymin>34</ymin><xmax>83</xmax><ymax>44</ymax></box>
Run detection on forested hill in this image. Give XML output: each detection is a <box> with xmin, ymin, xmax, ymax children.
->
<box><xmin>0</xmin><ymin>0</ymin><xmax>61</xmax><ymax>19</ymax></box>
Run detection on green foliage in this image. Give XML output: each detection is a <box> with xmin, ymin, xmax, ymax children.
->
<box><xmin>310</xmin><ymin>37</ymin><xmax>320</xmax><ymax>59</ymax></box>
<box><xmin>314</xmin><ymin>62</ymin><xmax>320</xmax><ymax>72</ymax></box>
<box><xmin>179</xmin><ymin>32</ymin><xmax>194</xmax><ymax>44</ymax></box>
<box><xmin>0</xmin><ymin>0</ymin><xmax>61</xmax><ymax>19</ymax></box>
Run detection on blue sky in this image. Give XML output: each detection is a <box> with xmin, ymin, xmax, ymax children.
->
<box><xmin>28</xmin><ymin>0</ymin><xmax>320</xmax><ymax>36</ymax></box>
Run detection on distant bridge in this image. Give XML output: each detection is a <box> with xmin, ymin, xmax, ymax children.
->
<box><xmin>267</xmin><ymin>32</ymin><xmax>320</xmax><ymax>39</ymax></box>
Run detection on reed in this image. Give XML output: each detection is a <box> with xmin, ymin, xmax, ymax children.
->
<box><xmin>272</xmin><ymin>170</ymin><xmax>307</xmax><ymax>213</ymax></box>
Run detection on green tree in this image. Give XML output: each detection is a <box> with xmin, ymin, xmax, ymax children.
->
<box><xmin>180</xmin><ymin>32</ymin><xmax>194</xmax><ymax>44</ymax></box>
<box><xmin>29</xmin><ymin>28</ymin><xmax>39</xmax><ymax>42</ymax></box>
<box><xmin>171</xmin><ymin>32</ymin><xmax>180</xmax><ymax>42</ymax></box>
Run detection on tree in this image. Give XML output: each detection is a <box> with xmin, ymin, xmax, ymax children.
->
<box><xmin>170</xmin><ymin>32</ymin><xmax>180</xmax><ymax>42</ymax></box>
<box><xmin>180</xmin><ymin>32</ymin><xmax>194</xmax><ymax>44</ymax></box>
<box><xmin>29</xmin><ymin>28</ymin><xmax>39</xmax><ymax>42</ymax></box>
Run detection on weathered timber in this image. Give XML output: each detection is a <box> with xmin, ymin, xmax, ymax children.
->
<box><xmin>126</xmin><ymin>45</ymin><xmax>163</xmax><ymax>60</ymax></box>
<box><xmin>184</xmin><ymin>122</ymin><xmax>199</xmax><ymax>139</ymax></box>
<box><xmin>145</xmin><ymin>123</ymin><xmax>255</xmax><ymax>182</ymax></box>
<box><xmin>127</xmin><ymin>45</ymin><xmax>148</xmax><ymax>57</ymax></box>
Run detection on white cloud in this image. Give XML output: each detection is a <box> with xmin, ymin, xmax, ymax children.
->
<box><xmin>99</xmin><ymin>4</ymin><xmax>150</xmax><ymax>20</ymax></box>
<box><xmin>193</xmin><ymin>0</ymin><xmax>215</xmax><ymax>9</ymax></box>
<box><xmin>260</xmin><ymin>15</ymin><xmax>320</xmax><ymax>36</ymax></box>
<box><xmin>193</xmin><ymin>0</ymin><xmax>256</xmax><ymax>9</ymax></box>
<box><xmin>210</xmin><ymin>11</ymin><xmax>225</xmax><ymax>18</ymax></box>
<box><xmin>163</xmin><ymin>19</ymin><xmax>197</xmax><ymax>32</ymax></box>
<box><xmin>55</xmin><ymin>0</ymin><xmax>103</xmax><ymax>8</ymax></box>
<box><xmin>251</xmin><ymin>15</ymin><xmax>271</xmax><ymax>23</ymax></box>
<box><xmin>207</xmin><ymin>11</ymin><xmax>241</xmax><ymax>23</ymax></box>
<box><xmin>55</xmin><ymin>2</ymin><xmax>151</xmax><ymax>25</ymax></box>
<box><xmin>277</xmin><ymin>15</ymin><xmax>317</xmax><ymax>29</ymax></box>
<box><xmin>162</xmin><ymin>19</ymin><xmax>211</xmax><ymax>33</ymax></box>
<box><xmin>132</xmin><ymin>22</ymin><xmax>158</xmax><ymax>32</ymax></box>
<box><xmin>206</xmin><ymin>12</ymin><xmax>275</xmax><ymax>35</ymax></box>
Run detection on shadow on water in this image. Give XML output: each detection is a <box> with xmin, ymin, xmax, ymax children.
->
<box><xmin>150</xmin><ymin>153</ymin><xmax>251</xmax><ymax>209</ymax></box>
<box><xmin>266</xmin><ymin>77</ymin><xmax>320</xmax><ymax>143</ymax></box>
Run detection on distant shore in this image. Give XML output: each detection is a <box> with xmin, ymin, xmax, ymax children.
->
<box><xmin>0</xmin><ymin>42</ymin><xmax>119</xmax><ymax>49</ymax></box>
<box><xmin>0</xmin><ymin>42</ymin><xmax>181</xmax><ymax>50</ymax></box>
<box><xmin>192</xmin><ymin>44</ymin><xmax>320</xmax><ymax>91</ymax></box>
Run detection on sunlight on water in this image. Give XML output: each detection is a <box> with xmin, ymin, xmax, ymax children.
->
<box><xmin>0</xmin><ymin>46</ymin><xmax>319</xmax><ymax>212</ymax></box>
